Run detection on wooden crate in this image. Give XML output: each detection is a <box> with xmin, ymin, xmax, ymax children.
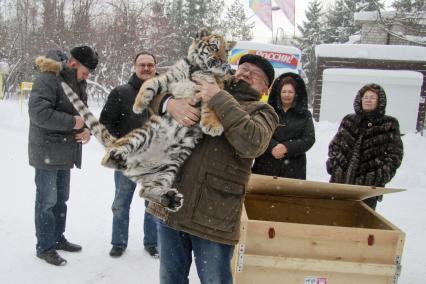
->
<box><xmin>232</xmin><ymin>174</ymin><xmax>405</xmax><ymax>284</ymax></box>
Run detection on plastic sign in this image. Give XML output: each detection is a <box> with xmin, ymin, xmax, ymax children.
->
<box><xmin>20</xmin><ymin>82</ymin><xmax>33</xmax><ymax>91</ymax></box>
<box><xmin>229</xmin><ymin>48</ymin><xmax>300</xmax><ymax>71</ymax></box>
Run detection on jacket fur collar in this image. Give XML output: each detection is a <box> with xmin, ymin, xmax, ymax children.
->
<box><xmin>35</xmin><ymin>56</ymin><xmax>62</xmax><ymax>75</ymax></box>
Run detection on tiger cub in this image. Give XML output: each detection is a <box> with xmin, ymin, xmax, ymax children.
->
<box><xmin>61</xmin><ymin>28</ymin><xmax>229</xmax><ymax>212</ymax></box>
<box><xmin>133</xmin><ymin>27</ymin><xmax>228</xmax><ymax>136</ymax></box>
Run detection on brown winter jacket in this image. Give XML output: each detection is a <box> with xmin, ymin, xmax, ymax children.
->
<box><xmin>147</xmin><ymin>77</ymin><xmax>278</xmax><ymax>245</ymax></box>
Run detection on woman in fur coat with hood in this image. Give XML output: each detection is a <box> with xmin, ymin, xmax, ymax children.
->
<box><xmin>252</xmin><ymin>72</ymin><xmax>315</xmax><ymax>180</ymax></box>
<box><xmin>326</xmin><ymin>83</ymin><xmax>404</xmax><ymax>209</ymax></box>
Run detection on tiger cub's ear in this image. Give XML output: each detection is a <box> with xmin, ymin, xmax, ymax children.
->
<box><xmin>226</xmin><ymin>41</ymin><xmax>237</xmax><ymax>53</ymax></box>
<box><xmin>195</xmin><ymin>27</ymin><xmax>211</xmax><ymax>40</ymax></box>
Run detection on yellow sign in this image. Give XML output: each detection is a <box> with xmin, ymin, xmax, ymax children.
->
<box><xmin>20</xmin><ymin>81</ymin><xmax>33</xmax><ymax>91</ymax></box>
<box><xmin>260</xmin><ymin>94</ymin><xmax>269</xmax><ymax>103</ymax></box>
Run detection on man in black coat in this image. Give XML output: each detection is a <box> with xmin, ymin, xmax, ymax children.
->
<box><xmin>253</xmin><ymin>72</ymin><xmax>315</xmax><ymax>180</ymax></box>
<box><xmin>28</xmin><ymin>46</ymin><xmax>99</xmax><ymax>266</ymax></box>
<box><xmin>99</xmin><ymin>52</ymin><xmax>159</xmax><ymax>258</ymax></box>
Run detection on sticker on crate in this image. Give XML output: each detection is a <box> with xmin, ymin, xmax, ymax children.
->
<box><xmin>304</xmin><ymin>276</ymin><xmax>328</xmax><ymax>284</ymax></box>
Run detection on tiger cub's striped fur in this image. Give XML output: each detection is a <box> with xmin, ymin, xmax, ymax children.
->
<box><xmin>133</xmin><ymin>27</ymin><xmax>229</xmax><ymax>137</ymax></box>
<box><xmin>61</xmin><ymin>28</ymin><xmax>229</xmax><ymax>212</ymax></box>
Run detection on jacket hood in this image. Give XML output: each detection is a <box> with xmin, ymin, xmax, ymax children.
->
<box><xmin>268</xmin><ymin>72</ymin><xmax>308</xmax><ymax>114</ymax></box>
<box><xmin>353</xmin><ymin>83</ymin><xmax>387</xmax><ymax>119</ymax></box>
<box><xmin>34</xmin><ymin>50</ymin><xmax>68</xmax><ymax>75</ymax></box>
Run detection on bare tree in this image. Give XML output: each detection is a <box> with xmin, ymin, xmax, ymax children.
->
<box><xmin>40</xmin><ymin>0</ymin><xmax>66</xmax><ymax>51</ymax></box>
<box><xmin>70</xmin><ymin>0</ymin><xmax>96</xmax><ymax>45</ymax></box>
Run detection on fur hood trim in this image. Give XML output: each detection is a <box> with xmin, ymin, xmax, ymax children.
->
<box><xmin>35</xmin><ymin>56</ymin><xmax>62</xmax><ymax>75</ymax></box>
<box><xmin>353</xmin><ymin>83</ymin><xmax>387</xmax><ymax>118</ymax></box>
<box><xmin>268</xmin><ymin>72</ymin><xmax>308</xmax><ymax>114</ymax></box>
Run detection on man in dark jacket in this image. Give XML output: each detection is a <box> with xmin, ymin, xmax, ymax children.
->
<box><xmin>99</xmin><ymin>52</ymin><xmax>159</xmax><ymax>258</ymax></box>
<box><xmin>148</xmin><ymin>54</ymin><xmax>279</xmax><ymax>284</ymax></box>
<box><xmin>252</xmin><ymin>72</ymin><xmax>315</xmax><ymax>179</ymax></box>
<box><xmin>28</xmin><ymin>45</ymin><xmax>98</xmax><ymax>266</ymax></box>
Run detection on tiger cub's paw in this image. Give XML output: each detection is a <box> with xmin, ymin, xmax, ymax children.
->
<box><xmin>132</xmin><ymin>102</ymin><xmax>144</xmax><ymax>114</ymax></box>
<box><xmin>161</xmin><ymin>189</ymin><xmax>183</xmax><ymax>212</ymax></box>
<box><xmin>133</xmin><ymin>90</ymin><xmax>153</xmax><ymax>114</ymax></box>
<box><xmin>101</xmin><ymin>147</ymin><xmax>128</xmax><ymax>170</ymax></box>
<box><xmin>200</xmin><ymin>112</ymin><xmax>223</xmax><ymax>137</ymax></box>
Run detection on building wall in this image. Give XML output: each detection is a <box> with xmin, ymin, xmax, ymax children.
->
<box><xmin>359</xmin><ymin>20</ymin><xmax>425</xmax><ymax>46</ymax></box>
<box><xmin>360</xmin><ymin>23</ymin><xmax>388</xmax><ymax>44</ymax></box>
<box><xmin>313</xmin><ymin>57</ymin><xmax>426</xmax><ymax>131</ymax></box>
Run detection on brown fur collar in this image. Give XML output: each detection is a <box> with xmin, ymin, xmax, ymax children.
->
<box><xmin>35</xmin><ymin>56</ymin><xmax>62</xmax><ymax>75</ymax></box>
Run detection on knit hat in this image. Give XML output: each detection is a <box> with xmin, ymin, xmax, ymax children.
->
<box><xmin>70</xmin><ymin>45</ymin><xmax>99</xmax><ymax>71</ymax></box>
<box><xmin>238</xmin><ymin>54</ymin><xmax>275</xmax><ymax>87</ymax></box>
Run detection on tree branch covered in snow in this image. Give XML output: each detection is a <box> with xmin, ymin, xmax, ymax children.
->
<box><xmin>0</xmin><ymin>0</ymin><xmax>252</xmax><ymax>99</ymax></box>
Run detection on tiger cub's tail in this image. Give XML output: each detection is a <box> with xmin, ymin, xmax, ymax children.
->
<box><xmin>61</xmin><ymin>82</ymin><xmax>116</xmax><ymax>148</ymax></box>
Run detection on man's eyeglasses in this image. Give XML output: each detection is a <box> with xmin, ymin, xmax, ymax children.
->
<box><xmin>238</xmin><ymin>65</ymin><xmax>268</xmax><ymax>86</ymax></box>
<box><xmin>136</xmin><ymin>63</ymin><xmax>155</xmax><ymax>69</ymax></box>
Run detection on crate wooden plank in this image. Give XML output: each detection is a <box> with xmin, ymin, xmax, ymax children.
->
<box><xmin>242</xmin><ymin>254</ymin><xmax>396</xmax><ymax>276</ymax></box>
<box><xmin>247</xmin><ymin>174</ymin><xmax>405</xmax><ymax>201</ymax></box>
<box><xmin>244</xmin><ymin>220</ymin><xmax>402</xmax><ymax>264</ymax></box>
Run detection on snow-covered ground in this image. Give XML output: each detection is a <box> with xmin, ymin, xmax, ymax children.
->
<box><xmin>0</xmin><ymin>99</ymin><xmax>425</xmax><ymax>283</ymax></box>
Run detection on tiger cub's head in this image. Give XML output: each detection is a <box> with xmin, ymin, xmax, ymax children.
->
<box><xmin>187</xmin><ymin>28</ymin><xmax>229</xmax><ymax>76</ymax></box>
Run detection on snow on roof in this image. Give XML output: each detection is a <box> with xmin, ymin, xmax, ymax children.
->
<box><xmin>316</xmin><ymin>44</ymin><xmax>426</xmax><ymax>62</ymax></box>
<box><xmin>323</xmin><ymin>68</ymin><xmax>423</xmax><ymax>86</ymax></box>
<box><xmin>354</xmin><ymin>11</ymin><xmax>396</xmax><ymax>22</ymax></box>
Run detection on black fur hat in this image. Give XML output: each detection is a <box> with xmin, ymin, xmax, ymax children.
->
<box><xmin>239</xmin><ymin>54</ymin><xmax>275</xmax><ymax>87</ymax></box>
<box><xmin>70</xmin><ymin>45</ymin><xmax>99</xmax><ymax>71</ymax></box>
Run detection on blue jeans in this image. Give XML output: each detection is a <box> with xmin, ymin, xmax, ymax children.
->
<box><xmin>111</xmin><ymin>171</ymin><xmax>157</xmax><ymax>248</ymax></box>
<box><xmin>158</xmin><ymin>222</ymin><xmax>234</xmax><ymax>284</ymax></box>
<box><xmin>34</xmin><ymin>168</ymin><xmax>70</xmax><ymax>253</ymax></box>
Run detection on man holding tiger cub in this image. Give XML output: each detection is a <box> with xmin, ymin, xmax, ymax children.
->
<box><xmin>148</xmin><ymin>54</ymin><xmax>278</xmax><ymax>283</ymax></box>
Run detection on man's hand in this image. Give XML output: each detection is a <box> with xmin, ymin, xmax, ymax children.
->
<box><xmin>193</xmin><ymin>76</ymin><xmax>221</xmax><ymax>104</ymax></box>
<box><xmin>73</xmin><ymin>116</ymin><xmax>85</xmax><ymax>129</ymax></box>
<box><xmin>75</xmin><ymin>128</ymin><xmax>91</xmax><ymax>144</ymax></box>
<box><xmin>167</xmin><ymin>98</ymin><xmax>200</xmax><ymax>127</ymax></box>
<box><xmin>272</xmin><ymin>144</ymin><xmax>288</xmax><ymax>159</ymax></box>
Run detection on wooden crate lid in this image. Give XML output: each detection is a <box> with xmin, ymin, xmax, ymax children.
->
<box><xmin>247</xmin><ymin>174</ymin><xmax>405</xmax><ymax>201</ymax></box>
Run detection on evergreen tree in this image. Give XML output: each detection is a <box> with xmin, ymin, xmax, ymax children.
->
<box><xmin>165</xmin><ymin>0</ymin><xmax>226</xmax><ymax>63</ymax></box>
<box><xmin>222</xmin><ymin>0</ymin><xmax>254</xmax><ymax>41</ymax></box>
<box><xmin>415</xmin><ymin>0</ymin><xmax>426</xmax><ymax>10</ymax></box>
<box><xmin>324</xmin><ymin>0</ymin><xmax>384</xmax><ymax>44</ymax></box>
<box><xmin>293</xmin><ymin>0</ymin><xmax>325</xmax><ymax>103</ymax></box>
<box><xmin>392</xmin><ymin>0</ymin><xmax>426</xmax><ymax>11</ymax></box>
<box><xmin>392</xmin><ymin>0</ymin><xmax>415</xmax><ymax>11</ymax></box>
<box><xmin>324</xmin><ymin>0</ymin><xmax>354</xmax><ymax>43</ymax></box>
<box><xmin>356</xmin><ymin>0</ymin><xmax>384</xmax><ymax>11</ymax></box>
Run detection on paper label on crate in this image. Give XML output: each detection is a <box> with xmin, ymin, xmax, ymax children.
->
<box><xmin>304</xmin><ymin>276</ymin><xmax>328</xmax><ymax>284</ymax></box>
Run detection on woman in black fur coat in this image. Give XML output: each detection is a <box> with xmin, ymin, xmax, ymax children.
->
<box><xmin>326</xmin><ymin>83</ymin><xmax>404</xmax><ymax>209</ymax></box>
<box><xmin>253</xmin><ymin>73</ymin><xmax>315</xmax><ymax>180</ymax></box>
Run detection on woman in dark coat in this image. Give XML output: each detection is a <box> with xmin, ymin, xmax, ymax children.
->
<box><xmin>326</xmin><ymin>83</ymin><xmax>404</xmax><ymax>209</ymax></box>
<box><xmin>253</xmin><ymin>72</ymin><xmax>315</xmax><ymax>180</ymax></box>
